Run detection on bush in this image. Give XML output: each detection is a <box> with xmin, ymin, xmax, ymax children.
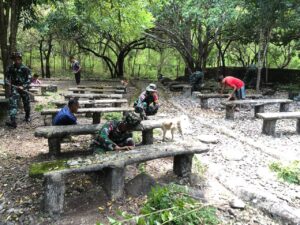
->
<box><xmin>34</xmin><ymin>102</ymin><xmax>56</xmax><ymax>112</ymax></box>
<box><xmin>269</xmin><ymin>161</ymin><xmax>300</xmax><ymax>185</ymax></box>
<box><xmin>103</xmin><ymin>112</ymin><xmax>123</xmax><ymax>121</ymax></box>
<box><xmin>98</xmin><ymin>184</ymin><xmax>219</xmax><ymax>225</ymax></box>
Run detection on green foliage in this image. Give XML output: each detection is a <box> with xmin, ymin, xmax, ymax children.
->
<box><xmin>133</xmin><ymin>132</ymin><xmax>142</xmax><ymax>144</ymax></box>
<box><xmin>100</xmin><ymin>184</ymin><xmax>219</xmax><ymax>225</ymax></box>
<box><xmin>34</xmin><ymin>102</ymin><xmax>56</xmax><ymax>112</ymax></box>
<box><xmin>269</xmin><ymin>161</ymin><xmax>300</xmax><ymax>185</ymax></box>
<box><xmin>103</xmin><ymin>112</ymin><xmax>123</xmax><ymax>121</ymax></box>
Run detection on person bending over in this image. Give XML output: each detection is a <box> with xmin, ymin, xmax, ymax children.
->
<box><xmin>134</xmin><ymin>83</ymin><xmax>159</xmax><ymax>120</ymax></box>
<box><xmin>52</xmin><ymin>98</ymin><xmax>79</xmax><ymax>125</ymax></box>
<box><xmin>92</xmin><ymin>112</ymin><xmax>141</xmax><ymax>153</ymax></box>
<box><xmin>218</xmin><ymin>75</ymin><xmax>246</xmax><ymax>101</ymax></box>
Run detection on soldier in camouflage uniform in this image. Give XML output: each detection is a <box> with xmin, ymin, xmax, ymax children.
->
<box><xmin>92</xmin><ymin>113</ymin><xmax>141</xmax><ymax>153</ymax></box>
<box><xmin>189</xmin><ymin>71</ymin><xmax>204</xmax><ymax>95</ymax></box>
<box><xmin>5</xmin><ymin>52</ymin><xmax>32</xmax><ymax>128</ymax></box>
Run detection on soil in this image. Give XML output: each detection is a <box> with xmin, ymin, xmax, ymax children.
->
<box><xmin>0</xmin><ymin>78</ymin><xmax>299</xmax><ymax>225</ymax></box>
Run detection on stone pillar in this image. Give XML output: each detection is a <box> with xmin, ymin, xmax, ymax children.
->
<box><xmin>92</xmin><ymin>112</ymin><xmax>101</xmax><ymax>124</ymax></box>
<box><xmin>102</xmin><ymin>167</ymin><xmax>125</xmax><ymax>200</ymax></box>
<box><xmin>262</xmin><ymin>119</ymin><xmax>277</xmax><ymax>136</ymax></box>
<box><xmin>280</xmin><ymin>103</ymin><xmax>290</xmax><ymax>112</ymax></box>
<box><xmin>44</xmin><ymin>173</ymin><xmax>65</xmax><ymax>215</ymax></box>
<box><xmin>225</xmin><ymin>105</ymin><xmax>235</xmax><ymax>120</ymax></box>
<box><xmin>41</xmin><ymin>86</ymin><xmax>47</xmax><ymax>95</ymax></box>
<box><xmin>142</xmin><ymin>129</ymin><xmax>153</xmax><ymax>145</ymax></box>
<box><xmin>114</xmin><ymin>102</ymin><xmax>122</xmax><ymax>107</ymax></box>
<box><xmin>296</xmin><ymin>119</ymin><xmax>300</xmax><ymax>134</ymax></box>
<box><xmin>85</xmin><ymin>103</ymin><xmax>94</xmax><ymax>117</ymax></box>
<box><xmin>173</xmin><ymin>154</ymin><xmax>193</xmax><ymax>177</ymax></box>
<box><xmin>48</xmin><ymin>138</ymin><xmax>61</xmax><ymax>155</ymax></box>
<box><xmin>254</xmin><ymin>104</ymin><xmax>265</xmax><ymax>117</ymax></box>
<box><xmin>200</xmin><ymin>98</ymin><xmax>209</xmax><ymax>109</ymax></box>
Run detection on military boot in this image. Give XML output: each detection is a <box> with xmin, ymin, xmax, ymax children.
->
<box><xmin>6</xmin><ymin>117</ymin><xmax>17</xmax><ymax>128</ymax></box>
<box><xmin>24</xmin><ymin>111</ymin><xmax>31</xmax><ymax>122</ymax></box>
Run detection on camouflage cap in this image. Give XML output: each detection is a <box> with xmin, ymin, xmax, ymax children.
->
<box><xmin>10</xmin><ymin>52</ymin><xmax>22</xmax><ymax>60</ymax></box>
<box><xmin>124</xmin><ymin>112</ymin><xmax>141</xmax><ymax>127</ymax></box>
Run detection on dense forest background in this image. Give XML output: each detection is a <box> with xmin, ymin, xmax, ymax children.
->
<box><xmin>0</xmin><ymin>0</ymin><xmax>299</xmax><ymax>87</ymax></box>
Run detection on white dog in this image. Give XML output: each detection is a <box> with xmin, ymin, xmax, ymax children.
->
<box><xmin>161</xmin><ymin>115</ymin><xmax>190</xmax><ymax>141</ymax></box>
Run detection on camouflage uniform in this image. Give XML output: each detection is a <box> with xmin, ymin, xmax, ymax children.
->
<box><xmin>189</xmin><ymin>71</ymin><xmax>204</xmax><ymax>94</ymax></box>
<box><xmin>5</xmin><ymin>63</ymin><xmax>32</xmax><ymax>121</ymax></box>
<box><xmin>134</xmin><ymin>91</ymin><xmax>159</xmax><ymax>119</ymax></box>
<box><xmin>92</xmin><ymin>120</ymin><xmax>134</xmax><ymax>153</ymax></box>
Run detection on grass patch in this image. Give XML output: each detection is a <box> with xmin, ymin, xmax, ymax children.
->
<box><xmin>133</xmin><ymin>131</ymin><xmax>142</xmax><ymax>143</ymax></box>
<box><xmin>103</xmin><ymin>112</ymin><xmax>123</xmax><ymax>121</ymax></box>
<box><xmin>269</xmin><ymin>161</ymin><xmax>300</xmax><ymax>185</ymax></box>
<box><xmin>98</xmin><ymin>184</ymin><xmax>219</xmax><ymax>225</ymax></box>
<box><xmin>29</xmin><ymin>160</ymin><xmax>68</xmax><ymax>178</ymax></box>
<box><xmin>34</xmin><ymin>102</ymin><xmax>56</xmax><ymax>112</ymax></box>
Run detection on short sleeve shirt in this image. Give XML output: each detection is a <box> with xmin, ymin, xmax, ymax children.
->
<box><xmin>223</xmin><ymin>76</ymin><xmax>244</xmax><ymax>89</ymax></box>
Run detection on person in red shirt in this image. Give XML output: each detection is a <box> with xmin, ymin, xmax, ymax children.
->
<box><xmin>218</xmin><ymin>76</ymin><xmax>246</xmax><ymax>100</ymax></box>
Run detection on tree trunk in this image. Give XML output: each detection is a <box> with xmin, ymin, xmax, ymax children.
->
<box><xmin>44</xmin><ymin>37</ymin><xmax>53</xmax><ymax>78</ymax></box>
<box><xmin>116</xmin><ymin>52</ymin><xmax>125</xmax><ymax>78</ymax></box>
<box><xmin>39</xmin><ymin>40</ymin><xmax>45</xmax><ymax>78</ymax></box>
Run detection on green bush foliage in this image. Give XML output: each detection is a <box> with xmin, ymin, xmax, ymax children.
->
<box><xmin>103</xmin><ymin>112</ymin><xmax>123</xmax><ymax>121</ymax></box>
<box><xmin>269</xmin><ymin>161</ymin><xmax>300</xmax><ymax>185</ymax></box>
<box><xmin>98</xmin><ymin>184</ymin><xmax>219</xmax><ymax>225</ymax></box>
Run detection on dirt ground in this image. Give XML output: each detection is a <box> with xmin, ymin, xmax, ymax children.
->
<box><xmin>0</xmin><ymin>78</ymin><xmax>299</xmax><ymax>225</ymax></box>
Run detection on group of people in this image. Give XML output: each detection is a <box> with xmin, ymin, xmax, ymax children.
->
<box><xmin>4</xmin><ymin>51</ymin><xmax>247</xmax><ymax>153</ymax></box>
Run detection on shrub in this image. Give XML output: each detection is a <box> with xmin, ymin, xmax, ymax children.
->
<box><xmin>103</xmin><ymin>112</ymin><xmax>123</xmax><ymax>121</ymax></box>
<box><xmin>269</xmin><ymin>161</ymin><xmax>300</xmax><ymax>185</ymax></box>
<box><xmin>98</xmin><ymin>184</ymin><xmax>219</xmax><ymax>225</ymax></box>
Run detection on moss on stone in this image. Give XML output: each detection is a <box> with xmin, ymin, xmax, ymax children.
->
<box><xmin>29</xmin><ymin>160</ymin><xmax>69</xmax><ymax>178</ymax></box>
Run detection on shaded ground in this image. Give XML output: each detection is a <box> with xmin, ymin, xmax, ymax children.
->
<box><xmin>0</xmin><ymin>79</ymin><xmax>299</xmax><ymax>225</ymax></box>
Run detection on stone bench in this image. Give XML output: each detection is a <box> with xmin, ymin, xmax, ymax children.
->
<box><xmin>30</xmin><ymin>85</ymin><xmax>58</xmax><ymax>95</ymax></box>
<box><xmin>195</xmin><ymin>93</ymin><xmax>262</xmax><ymax>109</ymax></box>
<box><xmin>29</xmin><ymin>143</ymin><xmax>209</xmax><ymax>215</ymax></box>
<box><xmin>35</xmin><ymin>119</ymin><xmax>165</xmax><ymax>155</ymax></box>
<box><xmin>221</xmin><ymin>99</ymin><xmax>293</xmax><ymax>120</ymax></box>
<box><xmin>77</xmin><ymin>85</ymin><xmax>126</xmax><ymax>90</ymax></box>
<box><xmin>51</xmin><ymin>99</ymin><xmax>128</xmax><ymax>108</ymax></box>
<box><xmin>170</xmin><ymin>84</ymin><xmax>191</xmax><ymax>92</ymax></box>
<box><xmin>68</xmin><ymin>88</ymin><xmax>125</xmax><ymax>94</ymax></box>
<box><xmin>256</xmin><ymin>112</ymin><xmax>300</xmax><ymax>136</ymax></box>
<box><xmin>41</xmin><ymin>107</ymin><xmax>133</xmax><ymax>125</ymax></box>
<box><xmin>63</xmin><ymin>93</ymin><xmax>123</xmax><ymax>100</ymax></box>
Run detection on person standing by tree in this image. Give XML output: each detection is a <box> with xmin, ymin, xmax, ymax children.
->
<box><xmin>70</xmin><ymin>56</ymin><xmax>81</xmax><ymax>85</ymax></box>
<box><xmin>5</xmin><ymin>52</ymin><xmax>32</xmax><ymax>128</ymax></box>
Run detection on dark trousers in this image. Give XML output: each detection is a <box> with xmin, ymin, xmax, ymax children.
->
<box><xmin>75</xmin><ymin>72</ymin><xmax>81</xmax><ymax>85</ymax></box>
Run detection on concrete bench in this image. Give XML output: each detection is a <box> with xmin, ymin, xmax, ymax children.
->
<box><xmin>51</xmin><ymin>99</ymin><xmax>128</xmax><ymax>108</ymax></box>
<box><xmin>68</xmin><ymin>88</ymin><xmax>125</xmax><ymax>94</ymax></box>
<box><xmin>221</xmin><ymin>99</ymin><xmax>293</xmax><ymax>120</ymax></box>
<box><xmin>29</xmin><ymin>143</ymin><xmax>209</xmax><ymax>215</ymax></box>
<box><xmin>256</xmin><ymin>112</ymin><xmax>300</xmax><ymax>136</ymax></box>
<box><xmin>63</xmin><ymin>93</ymin><xmax>123</xmax><ymax>100</ymax></box>
<box><xmin>41</xmin><ymin>107</ymin><xmax>133</xmax><ymax>125</ymax></box>
<box><xmin>77</xmin><ymin>85</ymin><xmax>126</xmax><ymax>90</ymax></box>
<box><xmin>35</xmin><ymin>120</ymin><xmax>165</xmax><ymax>155</ymax></box>
<box><xmin>195</xmin><ymin>93</ymin><xmax>262</xmax><ymax>109</ymax></box>
<box><xmin>31</xmin><ymin>84</ymin><xmax>58</xmax><ymax>95</ymax></box>
<box><xmin>170</xmin><ymin>84</ymin><xmax>191</xmax><ymax>91</ymax></box>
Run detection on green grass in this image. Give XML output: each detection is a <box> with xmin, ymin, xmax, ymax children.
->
<box><xmin>34</xmin><ymin>102</ymin><xmax>56</xmax><ymax>112</ymax></box>
<box><xmin>103</xmin><ymin>112</ymin><xmax>123</xmax><ymax>121</ymax></box>
<box><xmin>269</xmin><ymin>161</ymin><xmax>300</xmax><ymax>185</ymax></box>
